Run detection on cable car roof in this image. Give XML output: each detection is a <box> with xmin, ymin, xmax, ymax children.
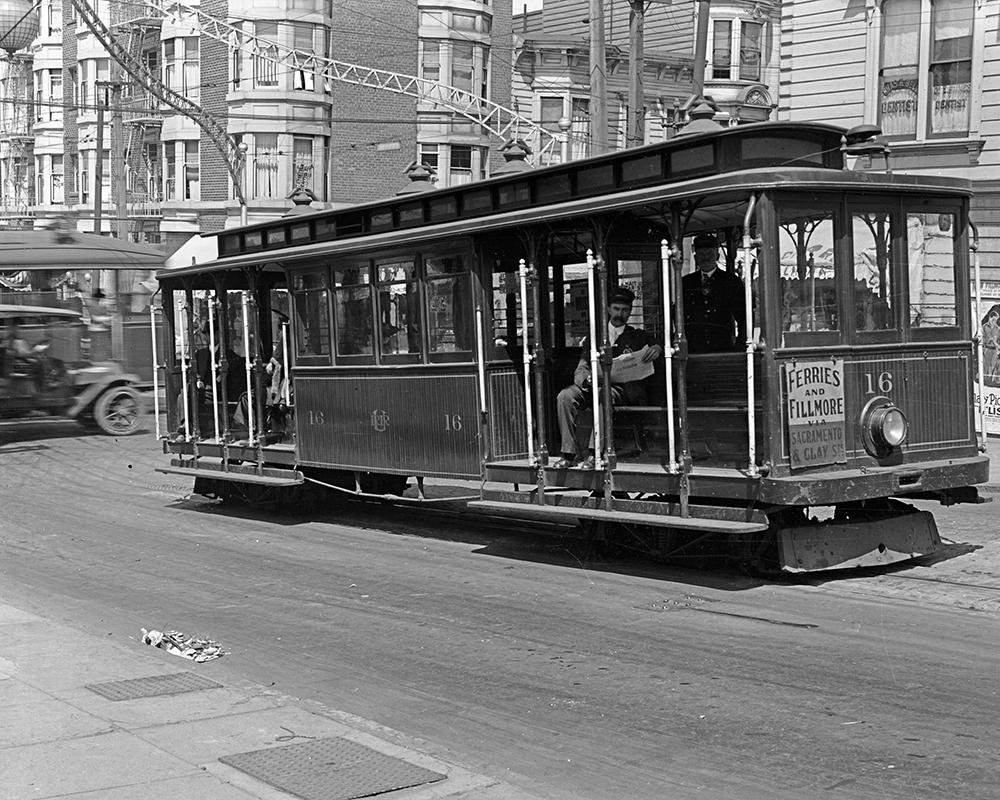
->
<box><xmin>0</xmin><ymin>304</ymin><xmax>82</xmax><ymax>320</ymax></box>
<box><xmin>160</xmin><ymin>162</ymin><xmax>973</xmax><ymax>281</ymax></box>
<box><xmin>0</xmin><ymin>230</ymin><xmax>165</xmax><ymax>269</ymax></box>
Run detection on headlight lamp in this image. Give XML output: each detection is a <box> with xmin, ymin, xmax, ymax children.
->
<box><xmin>861</xmin><ymin>398</ymin><xmax>908</xmax><ymax>457</ymax></box>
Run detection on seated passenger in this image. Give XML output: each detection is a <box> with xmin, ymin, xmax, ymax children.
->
<box><xmin>6</xmin><ymin>320</ymin><xmax>47</xmax><ymax>390</ymax></box>
<box><xmin>681</xmin><ymin>232</ymin><xmax>746</xmax><ymax>353</ymax></box>
<box><xmin>554</xmin><ymin>286</ymin><xmax>663</xmax><ymax>469</ymax></box>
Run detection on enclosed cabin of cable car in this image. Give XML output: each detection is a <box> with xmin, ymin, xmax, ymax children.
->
<box><xmin>156</xmin><ymin>259</ymin><xmax>295</xmax><ymax>470</ymax></box>
<box><xmin>156</xmin><ymin>120</ymin><xmax>988</xmax><ymax>571</ymax></box>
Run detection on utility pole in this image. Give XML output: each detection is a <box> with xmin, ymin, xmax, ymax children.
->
<box><xmin>94</xmin><ymin>79</ymin><xmax>127</xmax><ymax>238</ymax></box>
<box><xmin>626</xmin><ymin>0</ymin><xmax>646</xmax><ymax>148</ymax></box>
<box><xmin>589</xmin><ymin>0</ymin><xmax>608</xmax><ymax>154</ymax></box>
<box><xmin>692</xmin><ymin>0</ymin><xmax>712</xmax><ymax>101</ymax></box>
<box><xmin>94</xmin><ymin>84</ymin><xmax>106</xmax><ymax>235</ymax></box>
<box><xmin>110</xmin><ymin>82</ymin><xmax>127</xmax><ymax>240</ymax></box>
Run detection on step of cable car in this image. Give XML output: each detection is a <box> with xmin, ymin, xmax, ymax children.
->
<box><xmin>470</xmin><ymin>492</ymin><xmax>769</xmax><ymax>533</ymax></box>
<box><xmin>157</xmin><ymin>458</ymin><xmax>304</xmax><ymax>486</ymax></box>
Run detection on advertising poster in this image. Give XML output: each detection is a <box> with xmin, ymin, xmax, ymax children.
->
<box><xmin>975</xmin><ymin>281</ymin><xmax>1000</xmax><ymax>436</ymax></box>
<box><xmin>785</xmin><ymin>359</ymin><xmax>847</xmax><ymax>468</ymax></box>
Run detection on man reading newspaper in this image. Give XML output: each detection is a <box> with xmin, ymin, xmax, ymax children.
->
<box><xmin>553</xmin><ymin>286</ymin><xmax>663</xmax><ymax>469</ymax></box>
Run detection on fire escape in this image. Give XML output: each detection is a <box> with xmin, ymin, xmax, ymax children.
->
<box><xmin>111</xmin><ymin>2</ymin><xmax>164</xmax><ymax>242</ymax></box>
<box><xmin>0</xmin><ymin>52</ymin><xmax>35</xmax><ymax>224</ymax></box>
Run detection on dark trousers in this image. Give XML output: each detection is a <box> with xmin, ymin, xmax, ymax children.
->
<box><xmin>556</xmin><ymin>383</ymin><xmax>626</xmax><ymax>456</ymax></box>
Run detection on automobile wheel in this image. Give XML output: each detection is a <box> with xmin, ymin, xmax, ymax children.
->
<box><xmin>91</xmin><ymin>385</ymin><xmax>143</xmax><ymax>436</ymax></box>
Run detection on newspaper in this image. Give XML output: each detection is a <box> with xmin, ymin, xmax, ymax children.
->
<box><xmin>611</xmin><ymin>345</ymin><xmax>655</xmax><ymax>384</ymax></box>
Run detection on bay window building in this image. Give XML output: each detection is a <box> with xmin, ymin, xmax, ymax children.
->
<box><xmin>779</xmin><ymin>0</ymin><xmax>997</xmax><ymax>279</ymax></box>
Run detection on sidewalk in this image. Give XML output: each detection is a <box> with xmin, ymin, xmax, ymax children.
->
<box><xmin>0</xmin><ymin>601</ymin><xmax>537</xmax><ymax>800</ymax></box>
<box><xmin>983</xmin><ymin>435</ymin><xmax>1000</xmax><ymax>490</ymax></box>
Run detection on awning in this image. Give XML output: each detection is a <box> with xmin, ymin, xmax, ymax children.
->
<box><xmin>163</xmin><ymin>233</ymin><xmax>218</xmax><ymax>270</ymax></box>
<box><xmin>0</xmin><ymin>229</ymin><xmax>165</xmax><ymax>269</ymax></box>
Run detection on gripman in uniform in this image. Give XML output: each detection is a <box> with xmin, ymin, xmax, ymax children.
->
<box><xmin>681</xmin><ymin>232</ymin><xmax>746</xmax><ymax>353</ymax></box>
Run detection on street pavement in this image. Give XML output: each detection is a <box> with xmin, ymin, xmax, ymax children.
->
<box><xmin>0</xmin><ymin>607</ymin><xmax>540</xmax><ymax>799</ymax></box>
<box><xmin>2</xmin><ymin>433</ymin><xmax>998</xmax><ymax>800</ymax></box>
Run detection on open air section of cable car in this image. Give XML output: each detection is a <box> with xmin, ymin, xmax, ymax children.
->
<box><xmin>155</xmin><ymin>121</ymin><xmax>990</xmax><ymax>572</ymax></box>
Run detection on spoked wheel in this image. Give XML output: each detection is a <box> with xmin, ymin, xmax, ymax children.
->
<box><xmin>91</xmin><ymin>386</ymin><xmax>143</xmax><ymax>435</ymax></box>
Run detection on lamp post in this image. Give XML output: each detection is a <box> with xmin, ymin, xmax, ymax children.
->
<box><xmin>558</xmin><ymin>116</ymin><xmax>571</xmax><ymax>163</ymax></box>
<box><xmin>236</xmin><ymin>140</ymin><xmax>249</xmax><ymax>226</ymax></box>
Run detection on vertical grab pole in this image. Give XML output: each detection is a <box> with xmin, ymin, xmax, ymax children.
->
<box><xmin>149</xmin><ymin>296</ymin><xmax>162</xmax><ymax>440</ymax></box>
<box><xmin>743</xmin><ymin>195</ymin><xmax>760</xmax><ymax>477</ymax></box>
<box><xmin>586</xmin><ymin>249</ymin><xmax>603</xmax><ymax>470</ymax></box>
<box><xmin>241</xmin><ymin>291</ymin><xmax>256</xmax><ymax>444</ymax></box>
<box><xmin>518</xmin><ymin>259</ymin><xmax>535</xmax><ymax>463</ymax></box>
<box><xmin>207</xmin><ymin>292</ymin><xmax>221</xmax><ymax>441</ymax></box>
<box><xmin>178</xmin><ymin>302</ymin><xmax>192</xmax><ymax>442</ymax></box>
<box><xmin>659</xmin><ymin>240</ymin><xmax>678</xmax><ymax>473</ymax></box>
<box><xmin>971</xmin><ymin>221</ymin><xmax>987</xmax><ymax>448</ymax></box>
<box><xmin>281</xmin><ymin>320</ymin><xmax>291</xmax><ymax>406</ymax></box>
<box><xmin>475</xmin><ymin>303</ymin><xmax>489</xmax><ymax>466</ymax></box>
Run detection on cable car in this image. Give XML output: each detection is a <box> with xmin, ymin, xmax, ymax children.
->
<box><xmin>155</xmin><ymin>121</ymin><xmax>989</xmax><ymax>572</ymax></box>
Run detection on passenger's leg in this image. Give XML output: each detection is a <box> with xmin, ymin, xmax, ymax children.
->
<box><xmin>556</xmin><ymin>383</ymin><xmax>588</xmax><ymax>457</ymax></box>
<box><xmin>586</xmin><ymin>385</ymin><xmax>627</xmax><ymax>452</ymax></box>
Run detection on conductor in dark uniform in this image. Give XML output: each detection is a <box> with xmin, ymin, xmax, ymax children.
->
<box><xmin>682</xmin><ymin>232</ymin><xmax>746</xmax><ymax>353</ymax></box>
<box><xmin>553</xmin><ymin>286</ymin><xmax>662</xmax><ymax>469</ymax></box>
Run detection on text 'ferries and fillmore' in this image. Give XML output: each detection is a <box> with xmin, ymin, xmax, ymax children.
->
<box><xmin>154</xmin><ymin>119</ymin><xmax>990</xmax><ymax>573</ymax></box>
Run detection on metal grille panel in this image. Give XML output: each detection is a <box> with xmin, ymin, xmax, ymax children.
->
<box><xmin>85</xmin><ymin>672</ymin><xmax>222</xmax><ymax>701</ymax></box>
<box><xmin>489</xmin><ymin>368</ymin><xmax>528</xmax><ymax>458</ymax></box>
<box><xmin>220</xmin><ymin>737</ymin><xmax>446</xmax><ymax>800</ymax></box>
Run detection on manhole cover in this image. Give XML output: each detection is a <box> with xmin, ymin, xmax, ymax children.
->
<box><xmin>220</xmin><ymin>737</ymin><xmax>446</xmax><ymax>800</ymax></box>
<box><xmin>85</xmin><ymin>672</ymin><xmax>222</xmax><ymax>701</ymax></box>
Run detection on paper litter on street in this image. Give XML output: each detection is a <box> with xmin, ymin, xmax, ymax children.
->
<box><xmin>141</xmin><ymin>628</ymin><xmax>227</xmax><ymax>662</ymax></box>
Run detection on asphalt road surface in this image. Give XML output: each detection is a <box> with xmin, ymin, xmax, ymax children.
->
<box><xmin>1</xmin><ymin>418</ymin><xmax>998</xmax><ymax>799</ymax></box>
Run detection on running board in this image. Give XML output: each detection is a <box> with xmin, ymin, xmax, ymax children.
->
<box><xmin>468</xmin><ymin>500</ymin><xmax>768</xmax><ymax>533</ymax></box>
<box><xmin>157</xmin><ymin>458</ymin><xmax>304</xmax><ymax>487</ymax></box>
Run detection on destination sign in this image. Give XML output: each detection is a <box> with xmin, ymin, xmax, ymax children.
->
<box><xmin>785</xmin><ymin>359</ymin><xmax>847</xmax><ymax>468</ymax></box>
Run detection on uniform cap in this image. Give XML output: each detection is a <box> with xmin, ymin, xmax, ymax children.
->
<box><xmin>693</xmin><ymin>232</ymin><xmax>719</xmax><ymax>249</ymax></box>
<box><xmin>608</xmin><ymin>286</ymin><xmax>636</xmax><ymax>305</ymax></box>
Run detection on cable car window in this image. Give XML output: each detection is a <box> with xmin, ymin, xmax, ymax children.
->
<box><xmin>558</xmin><ymin>262</ymin><xmax>589</xmax><ymax>348</ymax></box>
<box><xmin>425</xmin><ymin>253</ymin><xmax>472</xmax><ymax>357</ymax></box>
<box><xmin>907</xmin><ymin>212</ymin><xmax>956</xmax><ymax>328</ymax></box>
<box><xmin>616</xmin><ymin>258</ymin><xmax>664</xmax><ymax>344</ymax></box>
<box><xmin>376</xmin><ymin>258</ymin><xmax>420</xmax><ymax>359</ymax></box>
<box><xmin>778</xmin><ymin>206</ymin><xmax>839</xmax><ymax>341</ymax></box>
<box><xmin>292</xmin><ymin>271</ymin><xmax>331</xmax><ymax>361</ymax></box>
<box><xmin>332</xmin><ymin>262</ymin><xmax>373</xmax><ymax>359</ymax></box>
<box><xmin>491</xmin><ymin>264</ymin><xmax>536</xmax><ymax>359</ymax></box>
<box><xmin>853</xmin><ymin>211</ymin><xmax>896</xmax><ymax>332</ymax></box>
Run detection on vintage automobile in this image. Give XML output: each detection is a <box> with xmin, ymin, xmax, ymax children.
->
<box><xmin>0</xmin><ymin>304</ymin><xmax>145</xmax><ymax>435</ymax></box>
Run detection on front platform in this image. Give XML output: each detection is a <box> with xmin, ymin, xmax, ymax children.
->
<box><xmin>484</xmin><ymin>454</ymin><xmax>990</xmax><ymax>506</ymax></box>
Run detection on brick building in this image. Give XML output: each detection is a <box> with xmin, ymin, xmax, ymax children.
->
<box><xmin>0</xmin><ymin>0</ymin><xmax>515</xmax><ymax>255</ymax></box>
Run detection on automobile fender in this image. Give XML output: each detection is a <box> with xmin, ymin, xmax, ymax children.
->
<box><xmin>66</xmin><ymin>373</ymin><xmax>145</xmax><ymax>419</ymax></box>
